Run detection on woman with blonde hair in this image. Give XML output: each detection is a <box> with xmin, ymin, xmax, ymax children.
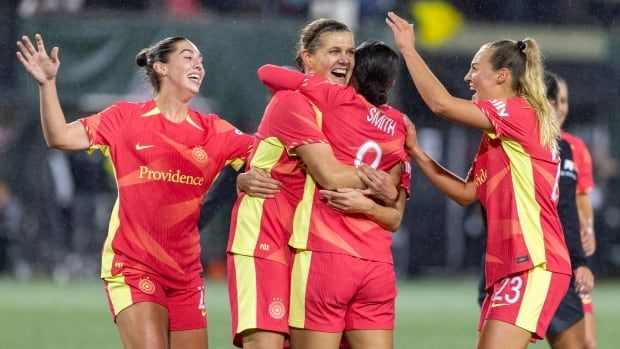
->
<box><xmin>387</xmin><ymin>12</ymin><xmax>571</xmax><ymax>348</ymax></box>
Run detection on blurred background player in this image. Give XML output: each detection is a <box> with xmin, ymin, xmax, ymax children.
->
<box><xmin>387</xmin><ymin>11</ymin><xmax>571</xmax><ymax>349</ymax></box>
<box><xmin>545</xmin><ymin>71</ymin><xmax>598</xmax><ymax>349</ymax></box>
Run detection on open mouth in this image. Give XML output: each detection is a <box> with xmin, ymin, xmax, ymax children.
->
<box><xmin>331</xmin><ymin>68</ymin><xmax>348</xmax><ymax>79</ymax></box>
<box><xmin>188</xmin><ymin>73</ymin><xmax>202</xmax><ymax>84</ymax></box>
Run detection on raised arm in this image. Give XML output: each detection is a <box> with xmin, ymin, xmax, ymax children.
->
<box><xmin>386</xmin><ymin>12</ymin><xmax>492</xmax><ymax>131</ymax></box>
<box><xmin>257</xmin><ymin>64</ymin><xmax>306</xmax><ymax>93</ymax></box>
<box><xmin>16</xmin><ymin>34</ymin><xmax>89</xmax><ymax>151</ymax></box>
<box><xmin>404</xmin><ymin>117</ymin><xmax>477</xmax><ymax>206</ymax></box>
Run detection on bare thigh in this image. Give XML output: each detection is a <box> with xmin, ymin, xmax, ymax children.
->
<box><xmin>477</xmin><ymin>319</ymin><xmax>532</xmax><ymax>349</ymax></box>
<box><xmin>547</xmin><ymin>319</ymin><xmax>585</xmax><ymax>349</ymax></box>
<box><xmin>345</xmin><ymin>329</ymin><xmax>392</xmax><ymax>349</ymax></box>
<box><xmin>170</xmin><ymin>329</ymin><xmax>208</xmax><ymax>349</ymax></box>
<box><xmin>241</xmin><ymin>329</ymin><xmax>285</xmax><ymax>349</ymax></box>
<box><xmin>116</xmin><ymin>302</ymin><xmax>169</xmax><ymax>349</ymax></box>
<box><xmin>290</xmin><ymin>328</ymin><xmax>342</xmax><ymax>349</ymax></box>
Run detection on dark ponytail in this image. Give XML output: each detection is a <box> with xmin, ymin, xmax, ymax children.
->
<box><xmin>135</xmin><ymin>37</ymin><xmax>186</xmax><ymax>92</ymax></box>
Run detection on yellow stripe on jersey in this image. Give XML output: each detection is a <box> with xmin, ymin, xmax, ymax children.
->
<box><xmin>233</xmin><ymin>254</ymin><xmax>258</xmax><ymax>332</ymax></box>
<box><xmin>289</xmin><ymin>102</ymin><xmax>322</xmax><ymax>249</ymax></box>
<box><xmin>516</xmin><ymin>266</ymin><xmax>552</xmax><ymax>332</ymax></box>
<box><xmin>501</xmin><ymin>138</ymin><xmax>546</xmax><ymax>267</ymax></box>
<box><xmin>227</xmin><ymin>158</ymin><xmax>245</xmax><ymax>171</ymax></box>
<box><xmin>140</xmin><ymin>107</ymin><xmax>160</xmax><ymax>117</ymax></box>
<box><xmin>105</xmin><ymin>274</ymin><xmax>133</xmax><ymax>316</ymax></box>
<box><xmin>185</xmin><ymin>114</ymin><xmax>204</xmax><ymax>131</ymax></box>
<box><xmin>230</xmin><ymin>138</ymin><xmax>284</xmax><ymax>255</ymax></box>
<box><xmin>289</xmin><ymin>250</ymin><xmax>312</xmax><ymax>328</ymax></box>
<box><xmin>289</xmin><ymin>174</ymin><xmax>316</xmax><ymax>249</ymax></box>
<box><xmin>309</xmin><ymin>102</ymin><xmax>322</xmax><ymax>129</ymax></box>
<box><xmin>99</xmin><ymin>146</ymin><xmax>121</xmax><ymax>278</ymax></box>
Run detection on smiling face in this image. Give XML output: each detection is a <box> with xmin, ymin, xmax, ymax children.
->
<box><xmin>158</xmin><ymin>40</ymin><xmax>204</xmax><ymax>96</ymax></box>
<box><xmin>303</xmin><ymin>30</ymin><xmax>355</xmax><ymax>86</ymax></box>
<box><xmin>464</xmin><ymin>46</ymin><xmax>500</xmax><ymax>100</ymax></box>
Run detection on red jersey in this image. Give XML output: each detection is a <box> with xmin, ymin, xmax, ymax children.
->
<box><xmin>227</xmin><ymin>90</ymin><xmax>327</xmax><ymax>264</ymax></box>
<box><xmin>258</xmin><ymin>65</ymin><xmax>411</xmax><ymax>264</ymax></box>
<box><xmin>80</xmin><ymin>100</ymin><xmax>252</xmax><ymax>288</ymax></box>
<box><xmin>469</xmin><ymin>97</ymin><xmax>571</xmax><ymax>288</ymax></box>
<box><xmin>561</xmin><ymin>131</ymin><xmax>594</xmax><ymax>194</ymax></box>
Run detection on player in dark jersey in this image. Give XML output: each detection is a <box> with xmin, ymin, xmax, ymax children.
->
<box><xmin>387</xmin><ymin>12</ymin><xmax>571</xmax><ymax>348</ymax></box>
<box><xmin>543</xmin><ymin>72</ymin><xmax>595</xmax><ymax>349</ymax></box>
<box><xmin>16</xmin><ymin>34</ymin><xmax>264</xmax><ymax>349</ymax></box>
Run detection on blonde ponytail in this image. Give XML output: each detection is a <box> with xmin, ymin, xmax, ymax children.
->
<box><xmin>487</xmin><ymin>38</ymin><xmax>560</xmax><ymax>154</ymax></box>
<box><xmin>519</xmin><ymin>38</ymin><xmax>559</xmax><ymax>154</ymax></box>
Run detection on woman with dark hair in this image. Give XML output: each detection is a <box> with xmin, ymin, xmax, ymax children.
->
<box><xmin>17</xmin><ymin>34</ymin><xmax>255</xmax><ymax>348</ymax></box>
<box><xmin>387</xmin><ymin>12</ymin><xmax>571</xmax><ymax>348</ymax></box>
<box><xmin>229</xmin><ymin>19</ymin><xmax>408</xmax><ymax>349</ymax></box>
<box><xmin>253</xmin><ymin>35</ymin><xmax>409</xmax><ymax>349</ymax></box>
<box><xmin>543</xmin><ymin>71</ymin><xmax>596</xmax><ymax>349</ymax></box>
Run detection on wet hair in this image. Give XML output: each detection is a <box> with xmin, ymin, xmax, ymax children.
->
<box><xmin>483</xmin><ymin>38</ymin><xmax>559</xmax><ymax>153</ymax></box>
<box><xmin>543</xmin><ymin>71</ymin><xmax>565</xmax><ymax>102</ymax></box>
<box><xmin>295</xmin><ymin>18</ymin><xmax>351</xmax><ymax>71</ymax></box>
<box><xmin>135</xmin><ymin>37</ymin><xmax>187</xmax><ymax>92</ymax></box>
<box><xmin>353</xmin><ymin>40</ymin><xmax>399</xmax><ymax>106</ymax></box>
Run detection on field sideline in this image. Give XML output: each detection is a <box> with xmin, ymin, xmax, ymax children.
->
<box><xmin>1</xmin><ymin>277</ymin><xmax>618</xmax><ymax>348</ymax></box>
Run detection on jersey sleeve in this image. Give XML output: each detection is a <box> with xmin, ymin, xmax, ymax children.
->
<box><xmin>268</xmin><ymin>92</ymin><xmax>328</xmax><ymax>154</ymax></box>
<box><xmin>79</xmin><ymin>101</ymin><xmax>128</xmax><ymax>150</ymax></box>
<box><xmin>257</xmin><ymin>64</ymin><xmax>305</xmax><ymax>94</ymax></box>
<box><xmin>211</xmin><ymin>116</ymin><xmax>254</xmax><ymax>171</ymax></box>
<box><xmin>573</xmin><ymin>138</ymin><xmax>594</xmax><ymax>193</ymax></box>
<box><xmin>474</xmin><ymin>99</ymin><xmax>531</xmax><ymax>142</ymax></box>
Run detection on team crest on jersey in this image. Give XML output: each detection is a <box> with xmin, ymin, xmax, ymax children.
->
<box><xmin>192</xmin><ymin>146</ymin><xmax>208</xmax><ymax>163</ymax></box>
<box><xmin>268</xmin><ymin>298</ymin><xmax>286</xmax><ymax>320</ymax></box>
<box><xmin>138</xmin><ymin>277</ymin><xmax>156</xmax><ymax>294</ymax></box>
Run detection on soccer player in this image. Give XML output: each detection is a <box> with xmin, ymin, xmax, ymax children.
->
<box><xmin>387</xmin><ymin>12</ymin><xmax>571</xmax><ymax>348</ymax></box>
<box><xmin>228</xmin><ymin>19</ymin><xmax>409</xmax><ymax>349</ymax></box>
<box><xmin>544</xmin><ymin>72</ymin><xmax>596</xmax><ymax>349</ymax></box>
<box><xmin>16</xmin><ymin>34</ymin><xmax>256</xmax><ymax>349</ymax></box>
<box><xmin>258</xmin><ymin>36</ymin><xmax>409</xmax><ymax>349</ymax></box>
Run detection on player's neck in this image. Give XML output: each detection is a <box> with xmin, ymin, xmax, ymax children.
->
<box><xmin>154</xmin><ymin>94</ymin><xmax>189</xmax><ymax>123</ymax></box>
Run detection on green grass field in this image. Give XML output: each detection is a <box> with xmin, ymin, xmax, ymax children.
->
<box><xmin>1</xmin><ymin>277</ymin><xmax>618</xmax><ymax>348</ymax></box>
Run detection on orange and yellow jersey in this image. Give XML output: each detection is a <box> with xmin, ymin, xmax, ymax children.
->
<box><xmin>469</xmin><ymin>97</ymin><xmax>571</xmax><ymax>288</ymax></box>
<box><xmin>80</xmin><ymin>100</ymin><xmax>252</xmax><ymax>288</ymax></box>
<box><xmin>227</xmin><ymin>90</ymin><xmax>327</xmax><ymax>265</ymax></box>
<box><xmin>561</xmin><ymin>131</ymin><xmax>594</xmax><ymax>194</ymax></box>
<box><xmin>258</xmin><ymin>65</ymin><xmax>411</xmax><ymax>263</ymax></box>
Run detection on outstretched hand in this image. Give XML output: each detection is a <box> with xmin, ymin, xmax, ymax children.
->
<box><xmin>385</xmin><ymin>12</ymin><xmax>416</xmax><ymax>54</ymax></box>
<box><xmin>16</xmin><ymin>33</ymin><xmax>60</xmax><ymax>85</ymax></box>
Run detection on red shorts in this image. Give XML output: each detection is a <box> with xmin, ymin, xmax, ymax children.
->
<box><xmin>103</xmin><ymin>267</ymin><xmax>206</xmax><ymax>331</ymax></box>
<box><xmin>581</xmin><ymin>293</ymin><xmax>594</xmax><ymax>314</ymax></box>
<box><xmin>289</xmin><ymin>250</ymin><xmax>396</xmax><ymax>332</ymax></box>
<box><xmin>227</xmin><ymin>253</ymin><xmax>290</xmax><ymax>348</ymax></box>
<box><xmin>479</xmin><ymin>266</ymin><xmax>570</xmax><ymax>341</ymax></box>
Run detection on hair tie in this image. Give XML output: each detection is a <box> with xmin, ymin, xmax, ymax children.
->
<box><xmin>516</xmin><ymin>40</ymin><xmax>526</xmax><ymax>52</ymax></box>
